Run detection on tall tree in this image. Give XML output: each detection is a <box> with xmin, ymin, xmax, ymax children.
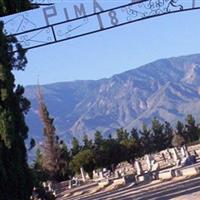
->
<box><xmin>116</xmin><ymin>128</ymin><xmax>129</xmax><ymax>142</ymax></box>
<box><xmin>176</xmin><ymin>121</ymin><xmax>186</xmax><ymax>140</ymax></box>
<box><xmin>139</xmin><ymin>124</ymin><xmax>152</xmax><ymax>155</ymax></box>
<box><xmin>38</xmin><ymin>89</ymin><xmax>60</xmax><ymax>180</ymax></box>
<box><xmin>163</xmin><ymin>121</ymin><xmax>173</xmax><ymax>148</ymax></box>
<box><xmin>185</xmin><ymin>114</ymin><xmax>199</xmax><ymax>143</ymax></box>
<box><xmin>130</xmin><ymin>127</ymin><xmax>141</xmax><ymax>157</ymax></box>
<box><xmin>82</xmin><ymin>134</ymin><xmax>93</xmax><ymax>150</ymax></box>
<box><xmin>94</xmin><ymin>130</ymin><xmax>103</xmax><ymax>148</ymax></box>
<box><xmin>56</xmin><ymin>141</ymin><xmax>71</xmax><ymax>181</ymax></box>
<box><xmin>71</xmin><ymin>137</ymin><xmax>81</xmax><ymax>157</ymax></box>
<box><xmin>0</xmin><ymin>1</ymin><xmax>33</xmax><ymax>199</ymax></box>
<box><xmin>151</xmin><ymin>118</ymin><xmax>165</xmax><ymax>152</ymax></box>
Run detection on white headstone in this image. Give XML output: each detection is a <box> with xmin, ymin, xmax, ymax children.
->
<box><xmin>172</xmin><ymin>148</ymin><xmax>178</xmax><ymax>161</ymax></box>
<box><xmin>181</xmin><ymin>146</ymin><xmax>186</xmax><ymax>157</ymax></box>
<box><xmin>68</xmin><ymin>180</ymin><xmax>72</xmax><ymax>189</ymax></box>
<box><xmin>134</xmin><ymin>160</ymin><xmax>143</xmax><ymax>175</ymax></box>
<box><xmin>80</xmin><ymin>167</ymin><xmax>86</xmax><ymax>182</ymax></box>
<box><xmin>146</xmin><ymin>155</ymin><xmax>152</xmax><ymax>171</ymax></box>
<box><xmin>99</xmin><ymin>171</ymin><xmax>104</xmax><ymax>179</ymax></box>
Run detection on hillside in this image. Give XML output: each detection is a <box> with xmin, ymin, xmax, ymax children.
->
<box><xmin>25</xmin><ymin>54</ymin><xmax>200</xmax><ymax>144</ymax></box>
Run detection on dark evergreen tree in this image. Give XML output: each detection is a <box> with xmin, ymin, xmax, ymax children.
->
<box><xmin>151</xmin><ymin>118</ymin><xmax>165</xmax><ymax>152</ymax></box>
<box><xmin>163</xmin><ymin>121</ymin><xmax>173</xmax><ymax>148</ymax></box>
<box><xmin>185</xmin><ymin>114</ymin><xmax>199</xmax><ymax>143</ymax></box>
<box><xmin>56</xmin><ymin>141</ymin><xmax>71</xmax><ymax>181</ymax></box>
<box><xmin>71</xmin><ymin>137</ymin><xmax>81</xmax><ymax>156</ymax></box>
<box><xmin>94</xmin><ymin>130</ymin><xmax>103</xmax><ymax>148</ymax></box>
<box><xmin>82</xmin><ymin>134</ymin><xmax>93</xmax><ymax>150</ymax></box>
<box><xmin>116</xmin><ymin>128</ymin><xmax>129</xmax><ymax>142</ymax></box>
<box><xmin>99</xmin><ymin>138</ymin><xmax>122</xmax><ymax>171</ymax></box>
<box><xmin>176</xmin><ymin>121</ymin><xmax>186</xmax><ymax>140</ymax></box>
<box><xmin>130</xmin><ymin>127</ymin><xmax>142</xmax><ymax>156</ymax></box>
<box><xmin>0</xmin><ymin>1</ymin><xmax>33</xmax><ymax>197</ymax></box>
<box><xmin>120</xmin><ymin>136</ymin><xmax>138</xmax><ymax>164</ymax></box>
<box><xmin>130</xmin><ymin>128</ymin><xmax>140</xmax><ymax>144</ymax></box>
<box><xmin>139</xmin><ymin>124</ymin><xmax>152</xmax><ymax>155</ymax></box>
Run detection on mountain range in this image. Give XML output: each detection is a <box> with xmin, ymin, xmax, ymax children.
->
<box><xmin>25</xmin><ymin>54</ymin><xmax>200</xmax><ymax>144</ymax></box>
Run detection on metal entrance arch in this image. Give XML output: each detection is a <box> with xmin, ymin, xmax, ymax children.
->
<box><xmin>1</xmin><ymin>0</ymin><xmax>199</xmax><ymax>51</ymax></box>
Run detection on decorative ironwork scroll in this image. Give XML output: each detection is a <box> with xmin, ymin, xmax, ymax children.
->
<box><xmin>1</xmin><ymin>0</ymin><xmax>199</xmax><ymax>51</ymax></box>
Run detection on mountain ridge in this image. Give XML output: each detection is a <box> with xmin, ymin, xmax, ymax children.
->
<box><xmin>25</xmin><ymin>54</ymin><xmax>200</xmax><ymax>144</ymax></box>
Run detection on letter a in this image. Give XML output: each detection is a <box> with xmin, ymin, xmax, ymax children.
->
<box><xmin>93</xmin><ymin>0</ymin><xmax>104</xmax><ymax>13</ymax></box>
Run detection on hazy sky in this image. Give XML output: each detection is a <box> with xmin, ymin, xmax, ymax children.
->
<box><xmin>13</xmin><ymin>0</ymin><xmax>200</xmax><ymax>86</ymax></box>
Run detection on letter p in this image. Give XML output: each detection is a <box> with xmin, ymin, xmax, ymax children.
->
<box><xmin>43</xmin><ymin>6</ymin><xmax>57</xmax><ymax>26</ymax></box>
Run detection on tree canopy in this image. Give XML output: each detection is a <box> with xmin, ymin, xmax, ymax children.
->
<box><xmin>0</xmin><ymin>1</ymin><xmax>34</xmax><ymax>198</ymax></box>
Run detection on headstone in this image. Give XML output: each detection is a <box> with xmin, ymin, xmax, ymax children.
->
<box><xmin>80</xmin><ymin>167</ymin><xmax>86</xmax><ymax>182</ymax></box>
<box><xmin>166</xmin><ymin>149</ymin><xmax>173</xmax><ymax>159</ymax></box>
<box><xmin>47</xmin><ymin>181</ymin><xmax>53</xmax><ymax>192</ymax></box>
<box><xmin>194</xmin><ymin>150</ymin><xmax>198</xmax><ymax>157</ymax></box>
<box><xmin>134</xmin><ymin>160</ymin><xmax>143</xmax><ymax>175</ymax></box>
<box><xmin>171</xmin><ymin>148</ymin><xmax>180</xmax><ymax>166</ymax></box>
<box><xmin>146</xmin><ymin>155</ymin><xmax>151</xmax><ymax>171</ymax></box>
<box><xmin>115</xmin><ymin>171</ymin><xmax>121</xmax><ymax>178</ymax></box>
<box><xmin>68</xmin><ymin>180</ymin><xmax>72</xmax><ymax>189</ymax></box>
<box><xmin>172</xmin><ymin>148</ymin><xmax>178</xmax><ymax>160</ymax></box>
<box><xmin>151</xmin><ymin>161</ymin><xmax>159</xmax><ymax>171</ymax></box>
<box><xmin>146</xmin><ymin>154</ymin><xmax>155</xmax><ymax>171</ymax></box>
<box><xmin>93</xmin><ymin>170</ymin><xmax>99</xmax><ymax>179</ymax></box>
<box><xmin>181</xmin><ymin>146</ymin><xmax>186</xmax><ymax>157</ymax></box>
<box><xmin>161</xmin><ymin>152</ymin><xmax>167</xmax><ymax>162</ymax></box>
<box><xmin>151</xmin><ymin>161</ymin><xmax>159</xmax><ymax>180</ymax></box>
<box><xmin>72</xmin><ymin>177</ymin><xmax>78</xmax><ymax>187</ymax></box>
<box><xmin>99</xmin><ymin>171</ymin><xmax>104</xmax><ymax>179</ymax></box>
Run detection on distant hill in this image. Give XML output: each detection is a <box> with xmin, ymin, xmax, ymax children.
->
<box><xmin>25</xmin><ymin>54</ymin><xmax>200</xmax><ymax>144</ymax></box>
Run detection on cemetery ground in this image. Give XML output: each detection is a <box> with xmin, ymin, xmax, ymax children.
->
<box><xmin>54</xmin><ymin>144</ymin><xmax>200</xmax><ymax>200</ymax></box>
<box><xmin>59</xmin><ymin>175</ymin><xmax>200</xmax><ymax>200</ymax></box>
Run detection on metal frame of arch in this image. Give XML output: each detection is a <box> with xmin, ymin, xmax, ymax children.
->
<box><xmin>1</xmin><ymin>0</ymin><xmax>199</xmax><ymax>51</ymax></box>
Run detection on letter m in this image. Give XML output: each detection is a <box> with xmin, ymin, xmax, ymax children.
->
<box><xmin>74</xmin><ymin>3</ymin><xmax>86</xmax><ymax>18</ymax></box>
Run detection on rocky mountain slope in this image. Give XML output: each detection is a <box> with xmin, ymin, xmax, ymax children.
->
<box><xmin>25</xmin><ymin>54</ymin><xmax>200</xmax><ymax>144</ymax></box>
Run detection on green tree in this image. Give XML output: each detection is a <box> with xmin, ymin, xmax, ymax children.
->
<box><xmin>151</xmin><ymin>118</ymin><xmax>165</xmax><ymax>152</ymax></box>
<box><xmin>139</xmin><ymin>124</ymin><xmax>152</xmax><ymax>155</ymax></box>
<box><xmin>185</xmin><ymin>114</ymin><xmax>199</xmax><ymax>143</ymax></box>
<box><xmin>71</xmin><ymin>149</ymin><xmax>95</xmax><ymax>179</ymax></box>
<box><xmin>176</xmin><ymin>121</ymin><xmax>186</xmax><ymax>141</ymax></box>
<box><xmin>120</xmin><ymin>137</ymin><xmax>138</xmax><ymax>164</ymax></box>
<box><xmin>71</xmin><ymin>137</ymin><xmax>81</xmax><ymax>156</ymax></box>
<box><xmin>56</xmin><ymin>141</ymin><xmax>71</xmax><ymax>181</ymax></box>
<box><xmin>94</xmin><ymin>130</ymin><xmax>103</xmax><ymax>148</ymax></box>
<box><xmin>0</xmin><ymin>3</ymin><xmax>34</xmax><ymax>197</ymax></box>
<box><xmin>130</xmin><ymin>128</ymin><xmax>139</xmax><ymax>144</ymax></box>
<box><xmin>163</xmin><ymin>121</ymin><xmax>173</xmax><ymax>148</ymax></box>
<box><xmin>130</xmin><ymin>127</ymin><xmax>141</xmax><ymax>157</ymax></box>
<box><xmin>116</xmin><ymin>128</ymin><xmax>129</xmax><ymax>142</ymax></box>
<box><xmin>82</xmin><ymin>134</ymin><xmax>93</xmax><ymax>150</ymax></box>
<box><xmin>97</xmin><ymin>138</ymin><xmax>122</xmax><ymax>171</ymax></box>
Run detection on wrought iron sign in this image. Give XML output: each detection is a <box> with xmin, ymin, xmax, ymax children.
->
<box><xmin>0</xmin><ymin>0</ymin><xmax>199</xmax><ymax>51</ymax></box>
